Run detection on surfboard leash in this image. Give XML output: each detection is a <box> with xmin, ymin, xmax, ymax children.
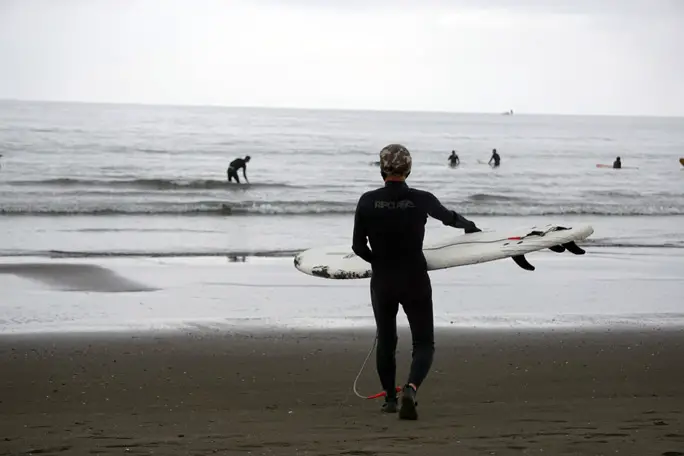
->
<box><xmin>352</xmin><ymin>329</ymin><xmax>401</xmax><ymax>400</ymax></box>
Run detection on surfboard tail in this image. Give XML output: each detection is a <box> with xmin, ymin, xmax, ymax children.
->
<box><xmin>513</xmin><ymin>241</ymin><xmax>587</xmax><ymax>271</ymax></box>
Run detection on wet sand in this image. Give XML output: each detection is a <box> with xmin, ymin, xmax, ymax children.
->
<box><xmin>1</xmin><ymin>328</ymin><xmax>683</xmax><ymax>456</ymax></box>
<box><xmin>0</xmin><ymin>262</ymin><xmax>157</xmax><ymax>292</ymax></box>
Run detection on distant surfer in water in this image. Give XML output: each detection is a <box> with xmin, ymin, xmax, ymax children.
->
<box><xmin>227</xmin><ymin>156</ymin><xmax>250</xmax><ymax>184</ymax></box>
<box><xmin>613</xmin><ymin>156</ymin><xmax>622</xmax><ymax>169</ymax></box>
<box><xmin>488</xmin><ymin>149</ymin><xmax>500</xmax><ymax>167</ymax></box>
<box><xmin>448</xmin><ymin>151</ymin><xmax>460</xmax><ymax>167</ymax></box>
<box><xmin>352</xmin><ymin>144</ymin><xmax>480</xmax><ymax>420</ymax></box>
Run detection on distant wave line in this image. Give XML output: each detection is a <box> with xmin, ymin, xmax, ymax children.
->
<box><xmin>584</xmin><ymin>241</ymin><xmax>684</xmax><ymax>249</ymax></box>
<box><xmin>0</xmin><ymin>249</ymin><xmax>302</xmax><ymax>258</ymax></box>
<box><xmin>2</xmin><ymin>204</ymin><xmax>684</xmax><ymax>217</ymax></box>
<box><xmin>3</xmin><ymin>178</ymin><xmax>300</xmax><ymax>190</ymax></box>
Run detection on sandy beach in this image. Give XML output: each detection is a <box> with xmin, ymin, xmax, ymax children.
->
<box><xmin>1</xmin><ymin>328</ymin><xmax>683</xmax><ymax>456</ymax></box>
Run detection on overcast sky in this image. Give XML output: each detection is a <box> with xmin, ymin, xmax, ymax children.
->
<box><xmin>0</xmin><ymin>0</ymin><xmax>682</xmax><ymax>116</ymax></box>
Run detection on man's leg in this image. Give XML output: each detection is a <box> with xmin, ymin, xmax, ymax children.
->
<box><xmin>370</xmin><ymin>276</ymin><xmax>400</xmax><ymax>399</ymax></box>
<box><xmin>396</xmin><ymin>271</ymin><xmax>434</xmax><ymax>420</ymax></box>
<box><xmin>401</xmin><ymin>271</ymin><xmax>435</xmax><ymax>390</ymax></box>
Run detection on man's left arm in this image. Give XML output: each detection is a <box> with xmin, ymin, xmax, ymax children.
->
<box><xmin>351</xmin><ymin>196</ymin><xmax>373</xmax><ymax>263</ymax></box>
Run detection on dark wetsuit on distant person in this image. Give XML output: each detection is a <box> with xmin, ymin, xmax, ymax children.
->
<box><xmin>448</xmin><ymin>151</ymin><xmax>460</xmax><ymax>167</ymax></box>
<box><xmin>227</xmin><ymin>156</ymin><xmax>251</xmax><ymax>183</ymax></box>
<box><xmin>488</xmin><ymin>149</ymin><xmax>500</xmax><ymax>167</ymax></box>
<box><xmin>613</xmin><ymin>156</ymin><xmax>622</xmax><ymax>169</ymax></box>
<box><xmin>352</xmin><ymin>144</ymin><xmax>480</xmax><ymax>420</ymax></box>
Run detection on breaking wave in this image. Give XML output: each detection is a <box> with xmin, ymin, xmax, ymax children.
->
<box><xmin>2</xmin><ymin>200</ymin><xmax>684</xmax><ymax>216</ymax></box>
<box><xmin>3</xmin><ymin>178</ymin><xmax>298</xmax><ymax>191</ymax></box>
<box><xmin>0</xmin><ymin>248</ymin><xmax>302</xmax><ymax>258</ymax></box>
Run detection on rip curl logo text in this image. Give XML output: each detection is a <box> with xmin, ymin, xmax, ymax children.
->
<box><xmin>374</xmin><ymin>200</ymin><xmax>416</xmax><ymax>209</ymax></box>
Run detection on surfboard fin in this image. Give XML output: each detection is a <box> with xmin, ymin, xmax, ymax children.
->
<box><xmin>514</xmin><ymin>241</ymin><xmax>585</xmax><ymax>271</ymax></box>
<box><xmin>562</xmin><ymin>241</ymin><xmax>586</xmax><ymax>255</ymax></box>
<box><xmin>512</xmin><ymin>255</ymin><xmax>535</xmax><ymax>271</ymax></box>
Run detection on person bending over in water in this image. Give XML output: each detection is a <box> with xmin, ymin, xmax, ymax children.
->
<box><xmin>613</xmin><ymin>156</ymin><xmax>622</xmax><ymax>169</ymax></box>
<box><xmin>448</xmin><ymin>151</ymin><xmax>460</xmax><ymax>167</ymax></box>
<box><xmin>227</xmin><ymin>156</ymin><xmax>250</xmax><ymax>184</ymax></box>
<box><xmin>488</xmin><ymin>149</ymin><xmax>500</xmax><ymax>167</ymax></box>
<box><xmin>352</xmin><ymin>144</ymin><xmax>480</xmax><ymax>420</ymax></box>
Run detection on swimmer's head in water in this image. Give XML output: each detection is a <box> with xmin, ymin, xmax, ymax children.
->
<box><xmin>245</xmin><ymin>155</ymin><xmax>251</xmax><ymax>162</ymax></box>
<box><xmin>379</xmin><ymin>144</ymin><xmax>412</xmax><ymax>179</ymax></box>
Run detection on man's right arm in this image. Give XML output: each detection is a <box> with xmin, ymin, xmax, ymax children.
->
<box><xmin>424</xmin><ymin>192</ymin><xmax>480</xmax><ymax>232</ymax></box>
<box><xmin>351</xmin><ymin>194</ymin><xmax>373</xmax><ymax>263</ymax></box>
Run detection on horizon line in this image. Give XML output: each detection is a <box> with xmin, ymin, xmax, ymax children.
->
<box><xmin>0</xmin><ymin>97</ymin><xmax>682</xmax><ymax>119</ymax></box>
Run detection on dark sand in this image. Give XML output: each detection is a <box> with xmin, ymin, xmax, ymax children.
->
<box><xmin>1</xmin><ymin>328</ymin><xmax>683</xmax><ymax>456</ymax></box>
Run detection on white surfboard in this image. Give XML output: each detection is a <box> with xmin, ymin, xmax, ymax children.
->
<box><xmin>294</xmin><ymin>224</ymin><xmax>594</xmax><ymax>279</ymax></box>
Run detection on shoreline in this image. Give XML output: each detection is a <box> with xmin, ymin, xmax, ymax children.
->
<box><xmin>2</xmin><ymin>249</ymin><xmax>684</xmax><ymax>335</ymax></box>
<box><xmin>3</xmin><ymin>314</ymin><xmax>684</xmax><ymax>337</ymax></box>
<box><xmin>2</xmin><ymin>214</ymin><xmax>684</xmax><ymax>264</ymax></box>
<box><xmin>2</xmin><ymin>324</ymin><xmax>683</xmax><ymax>341</ymax></box>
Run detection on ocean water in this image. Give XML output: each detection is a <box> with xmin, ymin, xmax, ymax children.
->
<box><xmin>1</xmin><ymin>100</ymin><xmax>683</xmax><ymax>333</ymax></box>
<box><xmin>1</xmin><ymin>100</ymin><xmax>683</xmax><ymax>256</ymax></box>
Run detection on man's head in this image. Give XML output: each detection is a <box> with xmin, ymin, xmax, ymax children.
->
<box><xmin>379</xmin><ymin>144</ymin><xmax>412</xmax><ymax>181</ymax></box>
<box><xmin>245</xmin><ymin>155</ymin><xmax>251</xmax><ymax>162</ymax></box>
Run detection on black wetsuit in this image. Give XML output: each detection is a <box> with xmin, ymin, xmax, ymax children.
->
<box><xmin>613</xmin><ymin>159</ymin><xmax>622</xmax><ymax>169</ymax></box>
<box><xmin>227</xmin><ymin>158</ymin><xmax>248</xmax><ymax>183</ymax></box>
<box><xmin>489</xmin><ymin>153</ymin><xmax>500</xmax><ymax>167</ymax></box>
<box><xmin>352</xmin><ymin>180</ymin><xmax>478</xmax><ymax>397</ymax></box>
<box><xmin>448</xmin><ymin>154</ymin><xmax>459</xmax><ymax>167</ymax></box>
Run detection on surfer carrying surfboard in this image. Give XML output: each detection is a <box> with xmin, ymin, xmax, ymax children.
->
<box><xmin>613</xmin><ymin>156</ymin><xmax>622</xmax><ymax>169</ymax></box>
<box><xmin>352</xmin><ymin>144</ymin><xmax>481</xmax><ymax>420</ymax></box>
